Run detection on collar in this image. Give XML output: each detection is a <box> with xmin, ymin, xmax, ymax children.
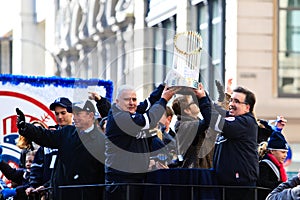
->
<box><xmin>82</xmin><ymin>124</ymin><xmax>94</xmax><ymax>133</ymax></box>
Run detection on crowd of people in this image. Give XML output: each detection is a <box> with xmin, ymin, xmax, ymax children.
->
<box><xmin>0</xmin><ymin>80</ymin><xmax>296</xmax><ymax>200</ymax></box>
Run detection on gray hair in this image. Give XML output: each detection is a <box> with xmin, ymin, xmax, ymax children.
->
<box><xmin>116</xmin><ymin>85</ymin><xmax>135</xmax><ymax>99</ymax></box>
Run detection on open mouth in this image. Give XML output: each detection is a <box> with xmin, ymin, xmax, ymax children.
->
<box><xmin>229</xmin><ymin>105</ymin><xmax>236</xmax><ymax>111</ymax></box>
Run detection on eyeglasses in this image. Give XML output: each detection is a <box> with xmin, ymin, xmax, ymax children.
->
<box><xmin>123</xmin><ymin>97</ymin><xmax>137</xmax><ymax>102</ymax></box>
<box><xmin>228</xmin><ymin>98</ymin><xmax>248</xmax><ymax>105</ymax></box>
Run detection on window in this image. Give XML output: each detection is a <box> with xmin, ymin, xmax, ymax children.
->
<box><xmin>0</xmin><ymin>37</ymin><xmax>13</xmax><ymax>74</ymax></box>
<box><xmin>278</xmin><ymin>0</ymin><xmax>300</xmax><ymax>97</ymax></box>
<box><xmin>153</xmin><ymin>17</ymin><xmax>176</xmax><ymax>85</ymax></box>
<box><xmin>149</xmin><ymin>0</ymin><xmax>225</xmax><ymax>93</ymax></box>
<box><xmin>196</xmin><ymin>0</ymin><xmax>225</xmax><ymax>99</ymax></box>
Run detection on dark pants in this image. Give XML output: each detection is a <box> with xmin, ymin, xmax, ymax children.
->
<box><xmin>224</xmin><ymin>187</ymin><xmax>255</xmax><ymax>200</ymax></box>
<box><xmin>105</xmin><ymin>172</ymin><xmax>146</xmax><ymax>200</ymax></box>
<box><xmin>222</xmin><ymin>182</ymin><xmax>257</xmax><ymax>200</ymax></box>
<box><xmin>55</xmin><ymin>186</ymin><xmax>104</xmax><ymax>200</ymax></box>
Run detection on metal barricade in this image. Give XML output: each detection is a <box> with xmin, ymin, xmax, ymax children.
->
<box><xmin>27</xmin><ymin>183</ymin><xmax>272</xmax><ymax>200</ymax></box>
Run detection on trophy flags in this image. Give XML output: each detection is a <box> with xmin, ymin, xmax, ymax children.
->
<box><xmin>165</xmin><ymin>31</ymin><xmax>203</xmax><ymax>89</ymax></box>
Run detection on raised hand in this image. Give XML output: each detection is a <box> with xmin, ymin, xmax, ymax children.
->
<box><xmin>194</xmin><ymin>83</ymin><xmax>206</xmax><ymax>99</ymax></box>
<box><xmin>215</xmin><ymin>80</ymin><xmax>225</xmax><ymax>102</ymax></box>
<box><xmin>161</xmin><ymin>86</ymin><xmax>179</xmax><ymax>102</ymax></box>
<box><xmin>16</xmin><ymin>108</ymin><xmax>26</xmax><ymax>130</ymax></box>
<box><xmin>88</xmin><ymin>91</ymin><xmax>101</xmax><ymax>101</ymax></box>
<box><xmin>226</xmin><ymin>78</ymin><xmax>233</xmax><ymax>95</ymax></box>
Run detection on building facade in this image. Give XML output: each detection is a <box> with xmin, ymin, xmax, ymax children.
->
<box><xmin>0</xmin><ymin>0</ymin><xmax>300</xmax><ymax>171</ymax></box>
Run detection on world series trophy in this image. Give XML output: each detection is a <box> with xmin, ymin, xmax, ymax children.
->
<box><xmin>165</xmin><ymin>31</ymin><xmax>203</xmax><ymax>89</ymax></box>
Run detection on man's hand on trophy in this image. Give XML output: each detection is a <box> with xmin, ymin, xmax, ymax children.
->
<box><xmin>162</xmin><ymin>86</ymin><xmax>179</xmax><ymax>102</ymax></box>
<box><xmin>193</xmin><ymin>83</ymin><xmax>206</xmax><ymax>98</ymax></box>
<box><xmin>16</xmin><ymin>108</ymin><xmax>26</xmax><ymax>130</ymax></box>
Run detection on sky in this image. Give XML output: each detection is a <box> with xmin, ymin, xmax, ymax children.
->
<box><xmin>0</xmin><ymin>1</ymin><xmax>16</xmax><ymax>36</ymax></box>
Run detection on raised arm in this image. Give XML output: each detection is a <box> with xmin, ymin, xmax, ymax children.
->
<box><xmin>136</xmin><ymin>83</ymin><xmax>165</xmax><ymax>113</ymax></box>
<box><xmin>16</xmin><ymin>108</ymin><xmax>65</xmax><ymax>148</ymax></box>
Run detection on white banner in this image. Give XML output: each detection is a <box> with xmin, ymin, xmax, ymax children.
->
<box><xmin>0</xmin><ymin>74</ymin><xmax>113</xmax><ymax>167</ymax></box>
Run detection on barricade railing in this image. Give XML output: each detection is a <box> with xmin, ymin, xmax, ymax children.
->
<box><xmin>29</xmin><ymin>183</ymin><xmax>272</xmax><ymax>200</ymax></box>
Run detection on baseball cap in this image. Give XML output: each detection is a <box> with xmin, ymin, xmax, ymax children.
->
<box><xmin>50</xmin><ymin>97</ymin><xmax>72</xmax><ymax>112</ymax></box>
<box><xmin>72</xmin><ymin>100</ymin><xmax>96</xmax><ymax>113</ymax></box>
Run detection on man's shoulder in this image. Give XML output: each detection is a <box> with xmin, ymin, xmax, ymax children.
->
<box><xmin>60</xmin><ymin>125</ymin><xmax>77</xmax><ymax>136</ymax></box>
<box><xmin>61</xmin><ymin>125</ymin><xmax>76</xmax><ymax>130</ymax></box>
<box><xmin>235</xmin><ymin>112</ymin><xmax>257</xmax><ymax>123</ymax></box>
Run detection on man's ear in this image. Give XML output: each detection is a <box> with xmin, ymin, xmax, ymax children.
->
<box><xmin>89</xmin><ymin>112</ymin><xmax>95</xmax><ymax>118</ymax></box>
<box><xmin>245</xmin><ymin>104</ymin><xmax>250</xmax><ymax>112</ymax></box>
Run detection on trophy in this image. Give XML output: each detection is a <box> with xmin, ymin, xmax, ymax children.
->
<box><xmin>165</xmin><ymin>31</ymin><xmax>203</xmax><ymax>89</ymax></box>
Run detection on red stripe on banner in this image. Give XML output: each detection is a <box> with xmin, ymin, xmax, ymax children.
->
<box><xmin>0</xmin><ymin>91</ymin><xmax>56</xmax><ymax>132</ymax></box>
<box><xmin>3</xmin><ymin>115</ymin><xmax>43</xmax><ymax>134</ymax></box>
<box><xmin>3</xmin><ymin>115</ymin><xmax>17</xmax><ymax>135</ymax></box>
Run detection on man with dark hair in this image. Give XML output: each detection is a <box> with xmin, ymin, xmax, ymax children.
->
<box><xmin>25</xmin><ymin>97</ymin><xmax>73</xmax><ymax>198</ymax></box>
<box><xmin>199</xmin><ymin>85</ymin><xmax>259</xmax><ymax>200</ymax></box>
<box><xmin>49</xmin><ymin>97</ymin><xmax>73</xmax><ymax>126</ymax></box>
<box><xmin>171</xmin><ymin>90</ymin><xmax>211</xmax><ymax>168</ymax></box>
<box><xmin>160</xmin><ymin>106</ymin><xmax>176</xmax><ymax>137</ymax></box>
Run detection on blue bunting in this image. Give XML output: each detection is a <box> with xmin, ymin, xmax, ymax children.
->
<box><xmin>0</xmin><ymin>74</ymin><xmax>114</xmax><ymax>102</ymax></box>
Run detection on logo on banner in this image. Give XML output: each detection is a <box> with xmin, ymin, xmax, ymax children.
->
<box><xmin>0</xmin><ymin>91</ymin><xmax>56</xmax><ymax>166</ymax></box>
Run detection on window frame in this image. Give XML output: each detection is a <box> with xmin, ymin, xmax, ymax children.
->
<box><xmin>277</xmin><ymin>0</ymin><xmax>300</xmax><ymax>97</ymax></box>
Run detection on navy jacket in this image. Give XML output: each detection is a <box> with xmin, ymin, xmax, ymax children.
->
<box><xmin>19</xmin><ymin>124</ymin><xmax>105</xmax><ymax>200</ymax></box>
<box><xmin>29</xmin><ymin>146</ymin><xmax>58</xmax><ymax>188</ymax></box>
<box><xmin>105</xmin><ymin>98</ymin><xmax>167</xmax><ymax>175</ymax></box>
<box><xmin>257</xmin><ymin>154</ymin><xmax>283</xmax><ymax>189</ymax></box>
<box><xmin>211</xmin><ymin>103</ymin><xmax>259</xmax><ymax>185</ymax></box>
<box><xmin>105</xmin><ymin>84</ymin><xmax>166</xmax><ymax>176</ymax></box>
<box><xmin>257</xmin><ymin>154</ymin><xmax>283</xmax><ymax>199</ymax></box>
<box><xmin>95</xmin><ymin>96</ymin><xmax>111</xmax><ymax>119</ymax></box>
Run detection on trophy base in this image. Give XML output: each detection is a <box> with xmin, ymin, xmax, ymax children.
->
<box><xmin>165</xmin><ymin>69</ymin><xmax>199</xmax><ymax>89</ymax></box>
<box><xmin>165</xmin><ymin>78</ymin><xmax>199</xmax><ymax>89</ymax></box>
